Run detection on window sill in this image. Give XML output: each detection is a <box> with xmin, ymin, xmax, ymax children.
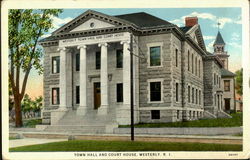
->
<box><xmin>147</xmin><ymin>65</ymin><xmax>163</xmax><ymax>69</ymax></box>
<box><xmin>148</xmin><ymin>101</ymin><xmax>163</xmax><ymax>104</ymax></box>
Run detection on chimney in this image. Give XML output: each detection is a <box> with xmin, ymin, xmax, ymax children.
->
<box><xmin>185</xmin><ymin>17</ymin><xmax>198</xmax><ymax>27</ymax></box>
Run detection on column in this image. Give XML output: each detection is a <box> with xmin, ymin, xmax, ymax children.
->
<box><xmin>121</xmin><ymin>41</ymin><xmax>131</xmax><ymax>107</ymax></box>
<box><xmin>58</xmin><ymin>47</ymin><xmax>67</xmax><ymax>110</ymax></box>
<box><xmin>98</xmin><ymin>43</ymin><xmax>108</xmax><ymax>115</ymax></box>
<box><xmin>77</xmin><ymin>45</ymin><xmax>87</xmax><ymax>115</ymax></box>
<box><xmin>117</xmin><ymin>40</ymin><xmax>131</xmax><ymax>125</ymax></box>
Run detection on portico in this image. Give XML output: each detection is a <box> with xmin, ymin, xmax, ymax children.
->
<box><xmin>57</xmin><ymin>32</ymin><xmax>132</xmax><ymax>117</ymax></box>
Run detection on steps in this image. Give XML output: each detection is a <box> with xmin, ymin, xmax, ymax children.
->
<box><xmin>43</xmin><ymin>109</ymin><xmax>118</xmax><ymax>134</ymax></box>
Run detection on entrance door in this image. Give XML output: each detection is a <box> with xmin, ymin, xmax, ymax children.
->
<box><xmin>94</xmin><ymin>82</ymin><xmax>101</xmax><ymax>110</ymax></box>
<box><xmin>224</xmin><ymin>98</ymin><xmax>230</xmax><ymax>111</ymax></box>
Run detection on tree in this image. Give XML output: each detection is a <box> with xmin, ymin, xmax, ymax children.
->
<box><xmin>8</xmin><ymin>9</ymin><xmax>62</xmax><ymax>127</ymax></box>
<box><xmin>235</xmin><ymin>68</ymin><xmax>243</xmax><ymax>96</ymax></box>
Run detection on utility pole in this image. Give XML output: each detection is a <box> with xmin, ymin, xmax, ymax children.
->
<box><xmin>130</xmin><ymin>33</ymin><xmax>134</xmax><ymax>141</ymax></box>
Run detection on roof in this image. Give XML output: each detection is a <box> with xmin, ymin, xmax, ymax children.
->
<box><xmin>221</xmin><ymin>68</ymin><xmax>235</xmax><ymax>77</ymax></box>
<box><xmin>214</xmin><ymin>31</ymin><xmax>225</xmax><ymax>45</ymax></box>
<box><xmin>180</xmin><ymin>26</ymin><xmax>192</xmax><ymax>33</ymax></box>
<box><xmin>115</xmin><ymin>12</ymin><xmax>172</xmax><ymax>28</ymax></box>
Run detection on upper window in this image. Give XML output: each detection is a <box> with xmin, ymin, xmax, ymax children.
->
<box><xmin>150</xmin><ymin>46</ymin><xmax>161</xmax><ymax>66</ymax></box>
<box><xmin>191</xmin><ymin>54</ymin><xmax>194</xmax><ymax>73</ymax></box>
<box><xmin>198</xmin><ymin>60</ymin><xmax>201</xmax><ymax>77</ymax></box>
<box><xmin>188</xmin><ymin>51</ymin><xmax>190</xmax><ymax>71</ymax></box>
<box><xmin>116</xmin><ymin>83</ymin><xmax>123</xmax><ymax>102</ymax></box>
<box><xmin>96</xmin><ymin>51</ymin><xmax>101</xmax><ymax>70</ymax></box>
<box><xmin>150</xmin><ymin>81</ymin><xmax>161</xmax><ymax>101</ymax></box>
<box><xmin>195</xmin><ymin>57</ymin><xmax>197</xmax><ymax>76</ymax></box>
<box><xmin>76</xmin><ymin>53</ymin><xmax>80</xmax><ymax>71</ymax></box>
<box><xmin>224</xmin><ymin>80</ymin><xmax>230</xmax><ymax>91</ymax></box>
<box><xmin>52</xmin><ymin>56</ymin><xmax>60</xmax><ymax>74</ymax></box>
<box><xmin>192</xmin><ymin>88</ymin><xmax>194</xmax><ymax>103</ymax></box>
<box><xmin>175</xmin><ymin>49</ymin><xmax>178</xmax><ymax>67</ymax></box>
<box><xmin>52</xmin><ymin>87</ymin><xmax>60</xmax><ymax>105</ymax></box>
<box><xmin>116</xmin><ymin>49</ymin><xmax>123</xmax><ymax>68</ymax></box>
<box><xmin>188</xmin><ymin>86</ymin><xmax>190</xmax><ymax>103</ymax></box>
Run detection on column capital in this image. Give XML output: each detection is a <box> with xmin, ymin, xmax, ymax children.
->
<box><xmin>120</xmin><ymin>40</ymin><xmax>130</xmax><ymax>45</ymax></box>
<box><xmin>98</xmin><ymin>43</ymin><xmax>108</xmax><ymax>47</ymax></box>
<box><xmin>57</xmin><ymin>47</ymin><xmax>66</xmax><ymax>51</ymax></box>
<box><xmin>77</xmin><ymin>45</ymin><xmax>87</xmax><ymax>49</ymax></box>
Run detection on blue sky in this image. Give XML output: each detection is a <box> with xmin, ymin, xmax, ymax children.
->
<box><xmin>28</xmin><ymin>8</ymin><xmax>242</xmax><ymax>98</ymax></box>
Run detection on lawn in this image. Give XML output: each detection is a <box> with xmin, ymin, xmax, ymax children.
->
<box><xmin>9</xmin><ymin>140</ymin><xmax>242</xmax><ymax>151</ymax></box>
<box><xmin>120</xmin><ymin>112</ymin><xmax>242</xmax><ymax>128</ymax></box>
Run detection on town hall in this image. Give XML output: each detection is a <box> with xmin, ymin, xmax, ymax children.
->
<box><xmin>39</xmin><ymin>10</ymin><xmax>236</xmax><ymax>133</ymax></box>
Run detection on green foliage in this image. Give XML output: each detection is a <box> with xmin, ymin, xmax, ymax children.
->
<box><xmin>9</xmin><ymin>9</ymin><xmax>62</xmax><ymax>74</ymax></box>
<box><xmin>235</xmin><ymin>68</ymin><xmax>243</xmax><ymax>95</ymax></box>
<box><xmin>120</xmin><ymin>112</ymin><xmax>242</xmax><ymax>128</ymax></box>
<box><xmin>9</xmin><ymin>140</ymin><xmax>242</xmax><ymax>151</ymax></box>
<box><xmin>21</xmin><ymin>94</ymin><xmax>43</xmax><ymax>113</ymax></box>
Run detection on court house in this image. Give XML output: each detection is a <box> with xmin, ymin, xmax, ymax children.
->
<box><xmin>39</xmin><ymin>10</ymin><xmax>235</xmax><ymax>133</ymax></box>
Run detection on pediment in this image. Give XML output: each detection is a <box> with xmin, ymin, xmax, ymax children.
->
<box><xmin>52</xmin><ymin>10</ymin><xmax>131</xmax><ymax>35</ymax></box>
<box><xmin>70</xmin><ymin>18</ymin><xmax>115</xmax><ymax>32</ymax></box>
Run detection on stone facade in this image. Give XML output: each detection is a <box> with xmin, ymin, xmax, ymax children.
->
<box><xmin>40</xmin><ymin>10</ymin><xmax>234</xmax><ymax>127</ymax></box>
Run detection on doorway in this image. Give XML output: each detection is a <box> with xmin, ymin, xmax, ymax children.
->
<box><xmin>94</xmin><ymin>82</ymin><xmax>101</xmax><ymax>110</ymax></box>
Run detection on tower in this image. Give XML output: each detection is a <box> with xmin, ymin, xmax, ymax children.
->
<box><xmin>213</xmin><ymin>31</ymin><xmax>229</xmax><ymax>69</ymax></box>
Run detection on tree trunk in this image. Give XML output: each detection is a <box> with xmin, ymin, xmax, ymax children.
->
<box><xmin>14</xmin><ymin>97</ymin><xmax>23</xmax><ymax>127</ymax></box>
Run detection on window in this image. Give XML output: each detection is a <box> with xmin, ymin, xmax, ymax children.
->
<box><xmin>192</xmin><ymin>88</ymin><xmax>194</xmax><ymax>103</ymax></box>
<box><xmin>96</xmin><ymin>51</ymin><xmax>101</xmax><ymax>69</ymax></box>
<box><xmin>196</xmin><ymin>89</ymin><xmax>198</xmax><ymax>104</ymax></box>
<box><xmin>188</xmin><ymin>86</ymin><xmax>190</xmax><ymax>103</ymax></box>
<box><xmin>175</xmin><ymin>49</ymin><xmax>178</xmax><ymax>67</ymax></box>
<box><xmin>199</xmin><ymin>90</ymin><xmax>201</xmax><ymax>105</ymax></box>
<box><xmin>116</xmin><ymin>83</ymin><xmax>123</xmax><ymax>102</ymax></box>
<box><xmin>224</xmin><ymin>80</ymin><xmax>230</xmax><ymax>91</ymax></box>
<box><xmin>198</xmin><ymin>60</ymin><xmax>200</xmax><ymax>77</ymax></box>
<box><xmin>214</xmin><ymin>73</ymin><xmax>216</xmax><ymax>85</ymax></box>
<box><xmin>151</xmin><ymin>110</ymin><xmax>160</xmax><ymax>119</ymax></box>
<box><xmin>76</xmin><ymin>86</ymin><xmax>80</xmax><ymax>104</ymax></box>
<box><xmin>116</xmin><ymin>49</ymin><xmax>123</xmax><ymax>68</ymax></box>
<box><xmin>195</xmin><ymin>57</ymin><xmax>197</xmax><ymax>75</ymax></box>
<box><xmin>177</xmin><ymin>110</ymin><xmax>179</xmax><ymax>119</ymax></box>
<box><xmin>76</xmin><ymin>53</ymin><xmax>80</xmax><ymax>71</ymax></box>
<box><xmin>188</xmin><ymin>51</ymin><xmax>190</xmax><ymax>71</ymax></box>
<box><xmin>192</xmin><ymin>54</ymin><xmax>194</xmax><ymax>73</ymax></box>
<box><xmin>150</xmin><ymin>46</ymin><xmax>161</xmax><ymax>66</ymax></box>
<box><xmin>176</xmin><ymin>83</ymin><xmax>179</xmax><ymax>102</ymax></box>
<box><xmin>219</xmin><ymin>77</ymin><xmax>221</xmax><ymax>88</ymax></box>
<box><xmin>150</xmin><ymin>82</ymin><xmax>161</xmax><ymax>101</ymax></box>
<box><xmin>214</xmin><ymin>94</ymin><xmax>216</xmax><ymax>106</ymax></box>
<box><xmin>52</xmin><ymin>56</ymin><xmax>60</xmax><ymax>74</ymax></box>
<box><xmin>222</xmin><ymin>60</ymin><xmax>225</xmax><ymax>67</ymax></box>
<box><xmin>52</xmin><ymin>88</ymin><xmax>60</xmax><ymax>105</ymax></box>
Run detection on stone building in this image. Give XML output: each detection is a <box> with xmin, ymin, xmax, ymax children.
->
<box><xmin>39</xmin><ymin>10</ymin><xmax>234</xmax><ymax>132</ymax></box>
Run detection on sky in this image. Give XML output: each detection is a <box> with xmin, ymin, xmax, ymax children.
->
<box><xmin>26</xmin><ymin>8</ymin><xmax>242</xmax><ymax>99</ymax></box>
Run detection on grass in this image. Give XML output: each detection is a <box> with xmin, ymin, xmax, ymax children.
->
<box><xmin>9</xmin><ymin>140</ymin><xmax>242</xmax><ymax>151</ymax></box>
<box><xmin>23</xmin><ymin>119</ymin><xmax>42</xmax><ymax>128</ymax></box>
<box><xmin>233</xmin><ymin>133</ymin><xmax>243</xmax><ymax>137</ymax></box>
<box><xmin>120</xmin><ymin>112</ymin><xmax>242</xmax><ymax>128</ymax></box>
<box><xmin>9</xmin><ymin>137</ymin><xmax>19</xmax><ymax>140</ymax></box>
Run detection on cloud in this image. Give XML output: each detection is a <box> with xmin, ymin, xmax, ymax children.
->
<box><xmin>203</xmin><ymin>36</ymin><xmax>215</xmax><ymax>40</ymax></box>
<box><xmin>169</xmin><ymin>11</ymin><xmax>241</xmax><ymax>29</ymax></box>
<box><xmin>48</xmin><ymin>16</ymin><xmax>73</xmax><ymax>33</ymax></box>
<box><xmin>207</xmin><ymin>40</ymin><xmax>215</xmax><ymax>52</ymax></box>
<box><xmin>227</xmin><ymin>42</ymin><xmax>241</xmax><ymax>48</ymax></box>
<box><xmin>231</xmin><ymin>33</ymin><xmax>240</xmax><ymax>41</ymax></box>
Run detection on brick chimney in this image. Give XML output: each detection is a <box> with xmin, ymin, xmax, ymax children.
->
<box><xmin>185</xmin><ymin>17</ymin><xmax>198</xmax><ymax>27</ymax></box>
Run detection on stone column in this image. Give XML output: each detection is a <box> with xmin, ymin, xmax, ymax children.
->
<box><xmin>116</xmin><ymin>41</ymin><xmax>131</xmax><ymax>125</ymax></box>
<box><xmin>77</xmin><ymin>45</ymin><xmax>87</xmax><ymax>115</ymax></box>
<box><xmin>122</xmin><ymin>41</ymin><xmax>131</xmax><ymax>107</ymax></box>
<box><xmin>58</xmin><ymin>47</ymin><xmax>67</xmax><ymax>110</ymax></box>
<box><xmin>98</xmin><ymin>43</ymin><xmax>108</xmax><ymax>115</ymax></box>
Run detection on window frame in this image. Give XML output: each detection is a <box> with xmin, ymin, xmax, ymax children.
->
<box><xmin>116</xmin><ymin>83</ymin><xmax>123</xmax><ymax>102</ymax></box>
<box><xmin>51</xmin><ymin>87</ymin><xmax>60</xmax><ymax>105</ymax></box>
<box><xmin>151</xmin><ymin>110</ymin><xmax>160</xmax><ymax>119</ymax></box>
<box><xmin>95</xmin><ymin>51</ymin><xmax>101</xmax><ymax>70</ymax></box>
<box><xmin>76</xmin><ymin>86</ymin><xmax>80</xmax><ymax>104</ymax></box>
<box><xmin>224</xmin><ymin>80</ymin><xmax>231</xmax><ymax>92</ymax></box>
<box><xmin>51</xmin><ymin>56</ymin><xmax>60</xmax><ymax>74</ymax></box>
<box><xmin>116</xmin><ymin>49</ymin><xmax>123</xmax><ymax>68</ymax></box>
<box><xmin>147</xmin><ymin>79</ymin><xmax>164</xmax><ymax>103</ymax></box>
<box><xmin>147</xmin><ymin>42</ymin><xmax>163</xmax><ymax>68</ymax></box>
<box><xmin>75</xmin><ymin>53</ymin><xmax>80</xmax><ymax>71</ymax></box>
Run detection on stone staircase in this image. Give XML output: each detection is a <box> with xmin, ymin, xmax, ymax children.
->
<box><xmin>44</xmin><ymin>109</ymin><xmax>118</xmax><ymax>134</ymax></box>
